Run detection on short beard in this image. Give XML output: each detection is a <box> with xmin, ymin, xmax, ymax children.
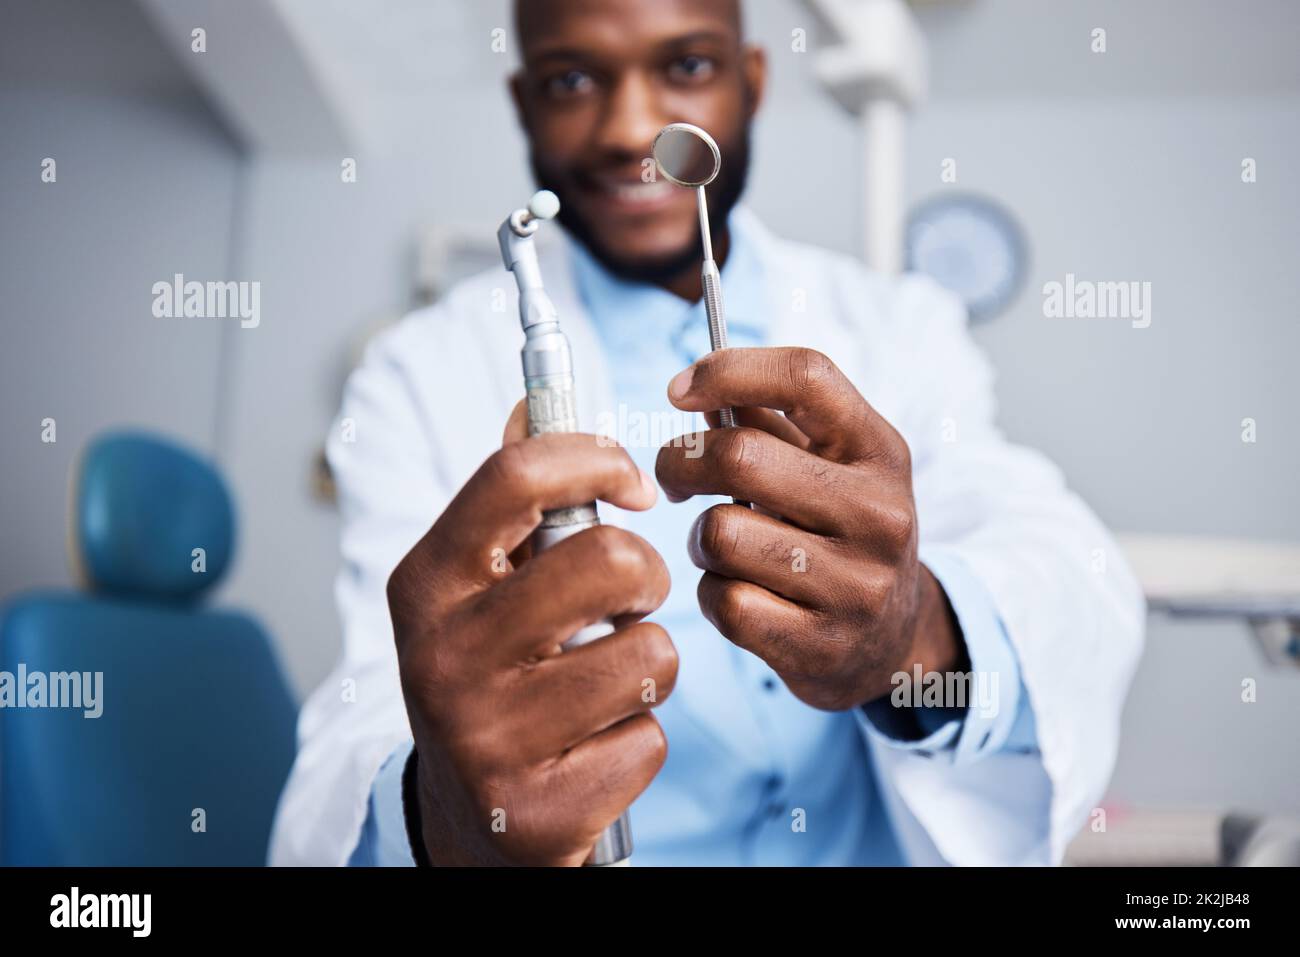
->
<box><xmin>528</xmin><ymin>126</ymin><xmax>752</xmax><ymax>287</ymax></box>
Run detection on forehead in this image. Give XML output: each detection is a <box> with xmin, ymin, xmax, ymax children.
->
<box><xmin>516</xmin><ymin>0</ymin><xmax>741</xmax><ymax>61</ymax></box>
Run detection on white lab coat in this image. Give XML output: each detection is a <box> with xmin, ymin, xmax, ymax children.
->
<box><xmin>269</xmin><ymin>209</ymin><xmax>1145</xmax><ymax>866</ymax></box>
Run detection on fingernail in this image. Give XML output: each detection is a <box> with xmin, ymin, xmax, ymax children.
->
<box><xmin>669</xmin><ymin>367</ymin><xmax>694</xmax><ymax>400</ymax></box>
<box><xmin>640</xmin><ymin>468</ymin><xmax>658</xmax><ymax>500</ymax></box>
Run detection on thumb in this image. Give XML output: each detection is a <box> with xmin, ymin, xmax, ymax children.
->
<box><xmin>502</xmin><ymin>397</ymin><xmax>529</xmax><ymax>445</ymax></box>
<box><xmin>501</xmin><ymin>397</ymin><xmax>533</xmax><ymax>566</ymax></box>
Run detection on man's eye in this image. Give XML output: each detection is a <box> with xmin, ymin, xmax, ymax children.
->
<box><xmin>667</xmin><ymin>55</ymin><xmax>716</xmax><ymax>84</ymax></box>
<box><xmin>544</xmin><ymin>69</ymin><xmax>595</xmax><ymax>98</ymax></box>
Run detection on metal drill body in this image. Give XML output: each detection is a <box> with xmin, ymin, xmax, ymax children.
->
<box><xmin>497</xmin><ymin>195</ymin><xmax>633</xmax><ymax>865</ymax></box>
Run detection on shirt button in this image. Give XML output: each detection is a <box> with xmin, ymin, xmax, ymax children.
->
<box><xmin>764</xmin><ymin>773</ymin><xmax>783</xmax><ymax>793</ymax></box>
<box><xmin>762</xmin><ymin>677</ymin><xmax>777</xmax><ymax>692</ymax></box>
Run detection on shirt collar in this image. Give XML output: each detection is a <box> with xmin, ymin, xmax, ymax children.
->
<box><xmin>566</xmin><ymin>206</ymin><xmax>768</xmax><ymax>363</ymax></box>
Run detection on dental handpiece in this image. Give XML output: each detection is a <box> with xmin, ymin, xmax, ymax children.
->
<box><xmin>497</xmin><ymin>190</ymin><xmax>634</xmax><ymax>867</ymax></box>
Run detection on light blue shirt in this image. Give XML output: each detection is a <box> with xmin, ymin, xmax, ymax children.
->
<box><xmin>349</xmin><ymin>214</ymin><xmax>1039</xmax><ymax>866</ymax></box>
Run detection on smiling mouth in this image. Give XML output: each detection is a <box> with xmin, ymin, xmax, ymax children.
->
<box><xmin>583</xmin><ymin>176</ymin><xmax>678</xmax><ymax>210</ymax></box>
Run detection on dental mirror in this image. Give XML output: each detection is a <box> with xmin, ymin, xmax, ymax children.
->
<box><xmin>652</xmin><ymin>123</ymin><xmax>721</xmax><ymax>188</ymax></box>
<box><xmin>652</xmin><ymin>122</ymin><xmax>750</xmax><ymax>508</ymax></box>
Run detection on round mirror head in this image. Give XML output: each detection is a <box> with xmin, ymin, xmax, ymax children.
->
<box><xmin>653</xmin><ymin>123</ymin><xmax>721</xmax><ymax>187</ymax></box>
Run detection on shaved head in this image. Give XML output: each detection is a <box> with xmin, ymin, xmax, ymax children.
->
<box><xmin>514</xmin><ymin>0</ymin><xmax>744</xmax><ymax>52</ymax></box>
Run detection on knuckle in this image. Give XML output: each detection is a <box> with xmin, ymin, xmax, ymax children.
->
<box><xmin>646</xmin><ymin>540</ymin><xmax>672</xmax><ymax>595</ymax></box>
<box><xmin>709</xmin><ymin>578</ymin><xmax>753</xmax><ymax>636</ymax></box>
<box><xmin>636</xmin><ymin>623</ymin><xmax>679</xmax><ymax>689</ymax></box>
<box><xmin>486</xmin><ymin>441</ymin><xmax>538</xmax><ymax>490</ymax></box>
<box><xmin>789</xmin><ymin>347</ymin><xmax>837</xmax><ymax>395</ymax></box>
<box><xmin>586</xmin><ymin>524</ymin><xmax>646</xmax><ymax>578</ymax></box>
<box><xmin>631</xmin><ymin>538</ymin><xmax>672</xmax><ymax>610</ymax></box>
<box><xmin>453</xmin><ymin>718</ymin><xmax>516</xmax><ymax>780</ymax></box>
<box><xmin>881</xmin><ymin>503</ymin><xmax>917</xmax><ymax>556</ymax></box>
<box><xmin>871</xmin><ymin>422</ymin><xmax>912</xmax><ymax>473</ymax></box>
<box><xmin>891</xmin><ymin>434</ymin><xmax>913</xmax><ymax>473</ymax></box>
<box><xmin>714</xmin><ymin>427</ymin><xmax>761</xmax><ymax>476</ymax></box>
<box><xmin>385</xmin><ymin>555</ymin><xmax>413</xmax><ymax>619</ymax></box>
<box><xmin>398</xmin><ymin>636</ymin><xmax>455</xmax><ymax>702</ymax></box>
<box><xmin>613</xmin><ymin>447</ymin><xmax>641</xmax><ymax>487</ymax></box>
<box><xmin>387</xmin><ymin>551</ymin><xmax>442</xmax><ymax>652</ymax></box>
<box><xmin>858</xmin><ymin>569</ymin><xmax>893</xmax><ymax>625</ymax></box>
<box><xmin>632</xmin><ymin>715</ymin><xmax>669</xmax><ymax>772</ymax></box>
<box><xmin>386</xmin><ymin>540</ymin><xmax>434</xmax><ymax>621</ymax></box>
<box><xmin>696</xmin><ymin>506</ymin><xmax>742</xmax><ymax>564</ymax></box>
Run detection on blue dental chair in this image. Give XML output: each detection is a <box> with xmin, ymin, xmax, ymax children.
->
<box><xmin>0</xmin><ymin>432</ymin><xmax>298</xmax><ymax>865</ymax></box>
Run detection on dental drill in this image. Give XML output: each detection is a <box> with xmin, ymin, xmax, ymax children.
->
<box><xmin>497</xmin><ymin>190</ymin><xmax>634</xmax><ymax>867</ymax></box>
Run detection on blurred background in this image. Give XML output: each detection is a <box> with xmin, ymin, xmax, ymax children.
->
<box><xmin>1</xmin><ymin>0</ymin><xmax>1297</xmax><ymax>863</ymax></box>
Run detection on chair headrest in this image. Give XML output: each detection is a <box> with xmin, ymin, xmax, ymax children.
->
<box><xmin>72</xmin><ymin>432</ymin><xmax>234</xmax><ymax>602</ymax></box>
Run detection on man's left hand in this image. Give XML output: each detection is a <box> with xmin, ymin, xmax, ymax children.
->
<box><xmin>656</xmin><ymin>347</ymin><xmax>966</xmax><ymax>711</ymax></box>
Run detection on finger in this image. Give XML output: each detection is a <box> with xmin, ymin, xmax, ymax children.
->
<box><xmin>700</xmin><ymin>409</ymin><xmax>803</xmax><ymax>520</ymax></box>
<box><xmin>670</xmin><ymin>347</ymin><xmax>896</xmax><ymax>464</ymax></box>
<box><xmin>502</xmin><ymin>397</ymin><xmax>529</xmax><ymax>445</ymax></box>
<box><xmin>656</xmin><ymin>426</ymin><xmax>862</xmax><ymax>535</ymax></box>
<box><xmin>696</xmin><ymin>572</ymin><xmax>825</xmax><ymax>680</ymax></box>
<box><xmin>471</xmin><ymin>524</ymin><xmax>671</xmax><ymax>661</ymax></box>
<box><xmin>687</xmin><ymin>504</ymin><xmax>837</xmax><ymax>605</ymax></box>
<box><xmin>541</xmin><ymin>713</ymin><xmax>667</xmax><ymax>855</ymax></box>
<box><xmin>502</xmin><ymin>398</ymin><xmax>532</xmax><ymax>565</ymax></box>
<box><xmin>420</xmin><ymin>434</ymin><xmax>658</xmax><ymax>587</ymax></box>
<box><xmin>504</xmin><ymin>621</ymin><xmax>678</xmax><ymax>762</ymax></box>
<box><xmin>704</xmin><ymin>406</ymin><xmax>812</xmax><ymax>451</ymax></box>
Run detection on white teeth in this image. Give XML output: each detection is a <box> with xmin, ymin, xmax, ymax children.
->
<box><xmin>611</xmin><ymin>181</ymin><xmax>673</xmax><ymax>203</ymax></box>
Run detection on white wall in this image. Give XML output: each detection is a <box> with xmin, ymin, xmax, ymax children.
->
<box><xmin>0</xmin><ymin>0</ymin><xmax>242</xmax><ymax>607</ymax></box>
<box><xmin>906</xmin><ymin>95</ymin><xmax>1300</xmax><ymax>815</ymax></box>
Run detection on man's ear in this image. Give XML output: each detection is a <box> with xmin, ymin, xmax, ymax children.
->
<box><xmin>741</xmin><ymin>44</ymin><xmax>767</xmax><ymax>120</ymax></box>
<box><xmin>508</xmin><ymin>71</ymin><xmax>530</xmax><ymax>133</ymax></box>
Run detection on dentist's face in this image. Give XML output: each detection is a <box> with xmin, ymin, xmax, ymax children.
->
<box><xmin>511</xmin><ymin>0</ymin><xmax>765</xmax><ymax>285</ymax></box>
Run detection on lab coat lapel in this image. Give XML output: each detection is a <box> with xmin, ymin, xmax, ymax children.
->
<box><xmin>748</xmin><ymin>213</ymin><xmax>869</xmax><ymax>387</ymax></box>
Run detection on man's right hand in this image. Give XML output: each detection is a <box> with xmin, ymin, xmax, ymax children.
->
<box><xmin>386</xmin><ymin>419</ymin><xmax>675</xmax><ymax>866</ymax></box>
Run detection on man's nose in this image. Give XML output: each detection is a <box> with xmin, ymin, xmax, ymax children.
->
<box><xmin>593</xmin><ymin>71</ymin><xmax>666</xmax><ymax>160</ymax></box>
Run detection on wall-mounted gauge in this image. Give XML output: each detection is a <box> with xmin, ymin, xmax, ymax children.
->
<box><xmin>905</xmin><ymin>193</ymin><xmax>1028</xmax><ymax>323</ymax></box>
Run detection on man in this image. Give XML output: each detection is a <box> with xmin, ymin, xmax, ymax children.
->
<box><xmin>271</xmin><ymin>0</ymin><xmax>1144</xmax><ymax>866</ymax></box>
